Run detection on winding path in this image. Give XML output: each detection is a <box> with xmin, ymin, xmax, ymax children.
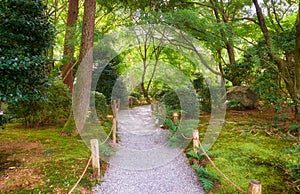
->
<box><xmin>93</xmin><ymin>105</ymin><xmax>204</xmax><ymax>194</ymax></box>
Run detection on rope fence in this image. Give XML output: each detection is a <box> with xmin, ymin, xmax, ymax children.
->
<box><xmin>151</xmin><ymin>101</ymin><xmax>262</xmax><ymax>194</ymax></box>
<box><xmin>69</xmin><ymin>100</ymin><xmax>262</xmax><ymax>194</ymax></box>
<box><xmin>68</xmin><ymin>99</ymin><xmax>121</xmax><ymax>193</ymax></box>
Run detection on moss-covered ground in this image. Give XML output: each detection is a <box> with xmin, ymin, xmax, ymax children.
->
<box><xmin>0</xmin><ymin>109</ymin><xmax>299</xmax><ymax>193</ymax></box>
<box><xmin>196</xmin><ymin>110</ymin><xmax>299</xmax><ymax>193</ymax></box>
<box><xmin>0</xmin><ymin>123</ymin><xmax>102</xmax><ymax>193</ymax></box>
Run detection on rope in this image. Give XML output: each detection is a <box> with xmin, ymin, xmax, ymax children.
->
<box><xmin>180</xmin><ymin>131</ymin><xmax>193</xmax><ymax>140</ymax></box>
<box><xmin>99</xmin><ymin>126</ymin><xmax>113</xmax><ymax>146</ymax></box>
<box><xmin>68</xmin><ymin>118</ymin><xmax>116</xmax><ymax>193</ymax></box>
<box><xmin>172</xmin><ymin>122</ymin><xmax>246</xmax><ymax>193</ymax></box>
<box><xmin>198</xmin><ymin>142</ymin><xmax>247</xmax><ymax>194</ymax></box>
<box><xmin>68</xmin><ymin>156</ymin><xmax>92</xmax><ymax>194</ymax></box>
<box><xmin>68</xmin><ymin>101</ymin><xmax>121</xmax><ymax>194</ymax></box>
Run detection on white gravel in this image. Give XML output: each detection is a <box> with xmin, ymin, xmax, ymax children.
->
<box><xmin>93</xmin><ymin>105</ymin><xmax>204</xmax><ymax>194</ymax></box>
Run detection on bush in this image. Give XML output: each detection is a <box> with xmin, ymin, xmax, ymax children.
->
<box><xmin>90</xmin><ymin>91</ymin><xmax>107</xmax><ymax>120</ymax></box>
<box><xmin>130</xmin><ymin>91</ymin><xmax>141</xmax><ymax>99</ymax></box>
<box><xmin>162</xmin><ymin>88</ymin><xmax>198</xmax><ymax>119</ymax></box>
<box><xmin>7</xmin><ymin>79</ymin><xmax>71</xmax><ymax>127</ymax></box>
<box><xmin>193</xmin><ymin>74</ymin><xmax>211</xmax><ymax>112</ymax></box>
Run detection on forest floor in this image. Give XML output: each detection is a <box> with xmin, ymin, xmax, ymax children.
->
<box><xmin>0</xmin><ymin>107</ymin><xmax>298</xmax><ymax>193</ymax></box>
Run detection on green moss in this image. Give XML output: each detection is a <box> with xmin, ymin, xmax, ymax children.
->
<box><xmin>203</xmin><ymin>122</ymin><xmax>297</xmax><ymax>193</ymax></box>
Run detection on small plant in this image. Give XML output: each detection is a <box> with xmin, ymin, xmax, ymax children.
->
<box><xmin>289</xmin><ymin>123</ymin><xmax>300</xmax><ymax>134</ymax></box>
<box><xmin>187</xmin><ymin>144</ymin><xmax>211</xmax><ymax>162</ymax></box>
<box><xmin>163</xmin><ymin>118</ymin><xmax>177</xmax><ymax>134</ymax></box>
<box><xmin>226</xmin><ymin>100</ymin><xmax>241</xmax><ymax>109</ymax></box>
<box><xmin>192</xmin><ymin>164</ymin><xmax>219</xmax><ymax>193</ymax></box>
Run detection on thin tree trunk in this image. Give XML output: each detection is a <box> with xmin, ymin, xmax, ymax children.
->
<box><xmin>62</xmin><ymin>0</ymin><xmax>79</xmax><ymax>94</ymax></box>
<box><xmin>211</xmin><ymin>0</ymin><xmax>237</xmax><ymax>85</ymax></box>
<box><xmin>64</xmin><ymin>0</ymin><xmax>96</xmax><ymax>135</ymax></box>
<box><xmin>294</xmin><ymin>1</ymin><xmax>300</xmax><ymax>120</ymax></box>
<box><xmin>217</xmin><ymin>50</ymin><xmax>225</xmax><ymax>87</ymax></box>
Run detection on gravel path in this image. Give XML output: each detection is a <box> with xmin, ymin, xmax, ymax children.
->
<box><xmin>93</xmin><ymin>105</ymin><xmax>204</xmax><ymax>194</ymax></box>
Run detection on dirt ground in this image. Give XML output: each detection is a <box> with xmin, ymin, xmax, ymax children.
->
<box><xmin>0</xmin><ymin>139</ymin><xmax>44</xmax><ymax>191</ymax></box>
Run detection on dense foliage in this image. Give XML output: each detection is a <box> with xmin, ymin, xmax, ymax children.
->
<box><xmin>7</xmin><ymin>79</ymin><xmax>71</xmax><ymax>127</ymax></box>
<box><xmin>90</xmin><ymin>91</ymin><xmax>107</xmax><ymax>120</ymax></box>
<box><xmin>0</xmin><ymin>0</ymin><xmax>54</xmax><ymax>102</ymax></box>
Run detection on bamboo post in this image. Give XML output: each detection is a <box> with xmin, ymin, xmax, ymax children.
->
<box><xmin>112</xmin><ymin>100</ymin><xmax>117</xmax><ymax>144</ymax></box>
<box><xmin>112</xmin><ymin>117</ymin><xmax>117</xmax><ymax>144</ymax></box>
<box><xmin>90</xmin><ymin>139</ymin><xmax>100</xmax><ymax>181</ymax></box>
<box><xmin>248</xmin><ymin>180</ymin><xmax>262</xmax><ymax>194</ymax></box>
<box><xmin>112</xmin><ymin>100</ymin><xmax>117</xmax><ymax>116</ymax></box>
<box><xmin>193</xmin><ymin>129</ymin><xmax>200</xmax><ymax>153</ymax></box>
<box><xmin>172</xmin><ymin>112</ymin><xmax>179</xmax><ymax>125</ymax></box>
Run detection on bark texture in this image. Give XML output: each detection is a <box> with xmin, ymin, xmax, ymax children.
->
<box><xmin>62</xmin><ymin>0</ymin><xmax>79</xmax><ymax>93</ymax></box>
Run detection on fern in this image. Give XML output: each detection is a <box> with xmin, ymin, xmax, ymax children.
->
<box><xmin>187</xmin><ymin>150</ymin><xmax>200</xmax><ymax>160</ymax></box>
<box><xmin>187</xmin><ymin>144</ymin><xmax>212</xmax><ymax>162</ymax></box>
<box><xmin>192</xmin><ymin>165</ymin><xmax>219</xmax><ymax>193</ymax></box>
<box><xmin>199</xmin><ymin>177</ymin><xmax>214</xmax><ymax>193</ymax></box>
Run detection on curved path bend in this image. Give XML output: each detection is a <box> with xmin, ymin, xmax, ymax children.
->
<box><xmin>93</xmin><ymin>105</ymin><xmax>204</xmax><ymax>194</ymax></box>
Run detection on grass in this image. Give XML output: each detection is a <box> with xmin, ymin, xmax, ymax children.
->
<box><xmin>0</xmin><ymin>123</ymin><xmax>99</xmax><ymax>193</ymax></box>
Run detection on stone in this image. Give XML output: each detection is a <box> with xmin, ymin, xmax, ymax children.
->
<box><xmin>226</xmin><ymin>86</ymin><xmax>259</xmax><ymax>110</ymax></box>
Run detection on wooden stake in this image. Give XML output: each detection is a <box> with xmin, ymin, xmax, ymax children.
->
<box><xmin>172</xmin><ymin>112</ymin><xmax>179</xmax><ymax>125</ymax></box>
<box><xmin>90</xmin><ymin>139</ymin><xmax>100</xmax><ymax>181</ymax></box>
<box><xmin>193</xmin><ymin>129</ymin><xmax>200</xmax><ymax>153</ymax></box>
<box><xmin>112</xmin><ymin>118</ymin><xmax>117</xmax><ymax>144</ymax></box>
<box><xmin>112</xmin><ymin>100</ymin><xmax>117</xmax><ymax>117</ymax></box>
<box><xmin>248</xmin><ymin>180</ymin><xmax>262</xmax><ymax>194</ymax></box>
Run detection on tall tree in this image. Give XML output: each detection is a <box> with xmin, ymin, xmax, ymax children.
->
<box><xmin>253</xmin><ymin>0</ymin><xmax>300</xmax><ymax>120</ymax></box>
<box><xmin>134</xmin><ymin>26</ymin><xmax>165</xmax><ymax>103</ymax></box>
<box><xmin>62</xmin><ymin>0</ymin><xmax>79</xmax><ymax>93</ymax></box>
<box><xmin>66</xmin><ymin>0</ymin><xmax>96</xmax><ymax>134</ymax></box>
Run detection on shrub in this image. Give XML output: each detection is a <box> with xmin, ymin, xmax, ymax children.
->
<box><xmin>130</xmin><ymin>91</ymin><xmax>141</xmax><ymax>99</ymax></box>
<box><xmin>7</xmin><ymin>79</ymin><xmax>71</xmax><ymax>127</ymax></box>
<box><xmin>90</xmin><ymin>91</ymin><xmax>107</xmax><ymax>120</ymax></box>
<box><xmin>193</xmin><ymin>75</ymin><xmax>212</xmax><ymax>112</ymax></box>
<box><xmin>162</xmin><ymin>88</ymin><xmax>198</xmax><ymax>119</ymax></box>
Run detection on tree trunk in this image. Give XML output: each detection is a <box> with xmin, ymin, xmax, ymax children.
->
<box><xmin>141</xmin><ymin>82</ymin><xmax>150</xmax><ymax>103</ymax></box>
<box><xmin>294</xmin><ymin>1</ymin><xmax>300</xmax><ymax>120</ymax></box>
<box><xmin>217</xmin><ymin>50</ymin><xmax>225</xmax><ymax>87</ymax></box>
<box><xmin>63</xmin><ymin>0</ymin><xmax>96</xmax><ymax>134</ymax></box>
<box><xmin>62</xmin><ymin>0</ymin><xmax>79</xmax><ymax>94</ymax></box>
